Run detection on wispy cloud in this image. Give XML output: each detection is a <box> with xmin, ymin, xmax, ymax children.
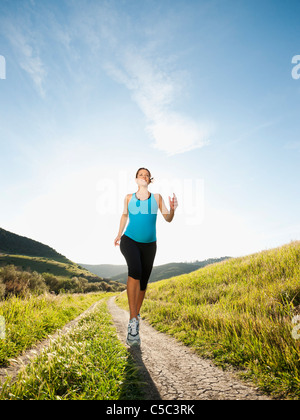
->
<box><xmin>105</xmin><ymin>49</ymin><xmax>212</xmax><ymax>155</ymax></box>
<box><xmin>2</xmin><ymin>20</ymin><xmax>46</xmax><ymax>97</ymax></box>
<box><xmin>147</xmin><ymin>112</ymin><xmax>211</xmax><ymax>155</ymax></box>
<box><xmin>74</xmin><ymin>1</ymin><xmax>214</xmax><ymax>156</ymax></box>
<box><xmin>1</xmin><ymin>1</ymin><xmax>213</xmax><ymax>154</ymax></box>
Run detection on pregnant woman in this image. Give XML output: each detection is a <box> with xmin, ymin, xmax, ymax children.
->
<box><xmin>114</xmin><ymin>167</ymin><xmax>178</xmax><ymax>346</ymax></box>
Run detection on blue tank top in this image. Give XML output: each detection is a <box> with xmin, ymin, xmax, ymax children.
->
<box><xmin>124</xmin><ymin>193</ymin><xmax>158</xmax><ymax>243</ymax></box>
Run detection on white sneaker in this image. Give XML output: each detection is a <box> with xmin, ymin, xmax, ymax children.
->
<box><xmin>126</xmin><ymin>317</ymin><xmax>141</xmax><ymax>346</ymax></box>
<box><xmin>137</xmin><ymin>314</ymin><xmax>141</xmax><ymax>333</ymax></box>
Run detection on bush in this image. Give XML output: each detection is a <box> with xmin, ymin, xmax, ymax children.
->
<box><xmin>0</xmin><ymin>265</ymin><xmax>48</xmax><ymax>298</ymax></box>
<box><xmin>0</xmin><ymin>265</ymin><xmax>125</xmax><ymax>300</ymax></box>
<box><xmin>28</xmin><ymin>271</ymin><xmax>48</xmax><ymax>295</ymax></box>
<box><xmin>42</xmin><ymin>273</ymin><xmax>61</xmax><ymax>294</ymax></box>
<box><xmin>0</xmin><ymin>280</ymin><xmax>5</xmax><ymax>300</ymax></box>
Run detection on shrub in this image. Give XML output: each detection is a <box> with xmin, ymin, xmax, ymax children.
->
<box><xmin>0</xmin><ymin>265</ymin><xmax>125</xmax><ymax>300</ymax></box>
<box><xmin>0</xmin><ymin>280</ymin><xmax>5</xmax><ymax>300</ymax></box>
<box><xmin>0</xmin><ymin>265</ymin><xmax>48</xmax><ymax>298</ymax></box>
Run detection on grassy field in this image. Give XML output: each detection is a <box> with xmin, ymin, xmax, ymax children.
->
<box><xmin>0</xmin><ymin>297</ymin><xmax>144</xmax><ymax>400</ymax></box>
<box><xmin>117</xmin><ymin>241</ymin><xmax>300</xmax><ymax>399</ymax></box>
<box><xmin>0</xmin><ymin>292</ymin><xmax>109</xmax><ymax>367</ymax></box>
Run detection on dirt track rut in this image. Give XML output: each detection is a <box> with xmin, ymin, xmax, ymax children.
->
<box><xmin>0</xmin><ymin>300</ymin><xmax>102</xmax><ymax>386</ymax></box>
<box><xmin>107</xmin><ymin>296</ymin><xmax>271</xmax><ymax>400</ymax></box>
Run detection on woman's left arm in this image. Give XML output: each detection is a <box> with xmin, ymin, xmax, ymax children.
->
<box><xmin>158</xmin><ymin>193</ymin><xmax>178</xmax><ymax>223</ymax></box>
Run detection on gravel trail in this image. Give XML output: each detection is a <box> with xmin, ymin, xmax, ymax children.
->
<box><xmin>107</xmin><ymin>296</ymin><xmax>271</xmax><ymax>400</ymax></box>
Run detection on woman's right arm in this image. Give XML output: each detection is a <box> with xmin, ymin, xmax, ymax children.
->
<box><xmin>114</xmin><ymin>194</ymin><xmax>130</xmax><ymax>246</ymax></box>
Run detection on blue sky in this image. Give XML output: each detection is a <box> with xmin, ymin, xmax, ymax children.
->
<box><xmin>0</xmin><ymin>0</ymin><xmax>300</xmax><ymax>265</ymax></box>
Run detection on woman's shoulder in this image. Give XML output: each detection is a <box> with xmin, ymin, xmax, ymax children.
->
<box><xmin>152</xmin><ymin>193</ymin><xmax>161</xmax><ymax>206</ymax></box>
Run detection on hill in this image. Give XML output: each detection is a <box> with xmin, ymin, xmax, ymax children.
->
<box><xmin>107</xmin><ymin>257</ymin><xmax>230</xmax><ymax>284</ymax></box>
<box><xmin>0</xmin><ymin>227</ymin><xmax>125</xmax><ymax>295</ymax></box>
<box><xmin>80</xmin><ymin>263</ymin><xmax>127</xmax><ymax>278</ymax></box>
<box><xmin>0</xmin><ymin>227</ymin><xmax>70</xmax><ymax>263</ymax></box>
<box><xmin>117</xmin><ymin>240</ymin><xmax>300</xmax><ymax>399</ymax></box>
<box><xmin>0</xmin><ymin>254</ymin><xmax>100</xmax><ymax>280</ymax></box>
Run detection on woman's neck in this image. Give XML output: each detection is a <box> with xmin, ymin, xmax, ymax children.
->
<box><xmin>136</xmin><ymin>186</ymin><xmax>149</xmax><ymax>197</ymax></box>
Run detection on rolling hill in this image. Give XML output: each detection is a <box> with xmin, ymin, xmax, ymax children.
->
<box><xmin>0</xmin><ymin>227</ymin><xmax>124</xmax><ymax>292</ymax></box>
<box><xmin>80</xmin><ymin>263</ymin><xmax>127</xmax><ymax>278</ymax></box>
<box><xmin>81</xmin><ymin>257</ymin><xmax>231</xmax><ymax>284</ymax></box>
<box><xmin>0</xmin><ymin>227</ymin><xmax>70</xmax><ymax>263</ymax></box>
<box><xmin>0</xmin><ymin>254</ymin><xmax>99</xmax><ymax>280</ymax></box>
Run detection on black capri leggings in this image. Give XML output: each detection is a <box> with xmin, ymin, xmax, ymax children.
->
<box><xmin>120</xmin><ymin>234</ymin><xmax>157</xmax><ymax>291</ymax></box>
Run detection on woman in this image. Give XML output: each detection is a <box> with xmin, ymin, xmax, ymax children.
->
<box><xmin>114</xmin><ymin>167</ymin><xmax>178</xmax><ymax>346</ymax></box>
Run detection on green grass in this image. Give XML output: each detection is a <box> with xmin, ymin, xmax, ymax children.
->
<box><xmin>117</xmin><ymin>241</ymin><xmax>300</xmax><ymax>399</ymax></box>
<box><xmin>0</xmin><ymin>299</ymin><xmax>144</xmax><ymax>400</ymax></box>
<box><xmin>0</xmin><ymin>254</ymin><xmax>99</xmax><ymax>279</ymax></box>
<box><xmin>0</xmin><ymin>292</ymin><xmax>108</xmax><ymax>366</ymax></box>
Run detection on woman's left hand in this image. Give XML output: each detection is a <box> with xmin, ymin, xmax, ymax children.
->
<box><xmin>169</xmin><ymin>193</ymin><xmax>178</xmax><ymax>211</ymax></box>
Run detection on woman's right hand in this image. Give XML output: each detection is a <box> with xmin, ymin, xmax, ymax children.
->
<box><xmin>114</xmin><ymin>235</ymin><xmax>122</xmax><ymax>247</ymax></box>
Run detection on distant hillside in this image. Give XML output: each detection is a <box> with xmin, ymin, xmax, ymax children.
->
<box><xmin>0</xmin><ymin>227</ymin><xmax>70</xmax><ymax>263</ymax></box>
<box><xmin>82</xmin><ymin>257</ymin><xmax>230</xmax><ymax>284</ymax></box>
<box><xmin>80</xmin><ymin>263</ymin><xmax>127</xmax><ymax>278</ymax></box>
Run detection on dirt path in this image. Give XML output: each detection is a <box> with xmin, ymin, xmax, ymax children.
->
<box><xmin>107</xmin><ymin>296</ymin><xmax>271</xmax><ymax>400</ymax></box>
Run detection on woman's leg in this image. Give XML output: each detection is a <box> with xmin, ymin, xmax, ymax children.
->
<box><xmin>120</xmin><ymin>235</ymin><xmax>143</xmax><ymax>320</ymax></box>
<box><xmin>127</xmin><ymin>276</ymin><xmax>140</xmax><ymax>320</ymax></box>
<box><xmin>136</xmin><ymin>290</ymin><xmax>146</xmax><ymax>316</ymax></box>
<box><xmin>138</xmin><ymin>241</ymin><xmax>157</xmax><ymax>315</ymax></box>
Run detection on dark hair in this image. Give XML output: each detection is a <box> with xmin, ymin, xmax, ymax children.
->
<box><xmin>135</xmin><ymin>167</ymin><xmax>154</xmax><ymax>183</ymax></box>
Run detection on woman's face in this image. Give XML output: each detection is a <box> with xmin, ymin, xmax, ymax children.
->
<box><xmin>136</xmin><ymin>170</ymin><xmax>150</xmax><ymax>186</ymax></box>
